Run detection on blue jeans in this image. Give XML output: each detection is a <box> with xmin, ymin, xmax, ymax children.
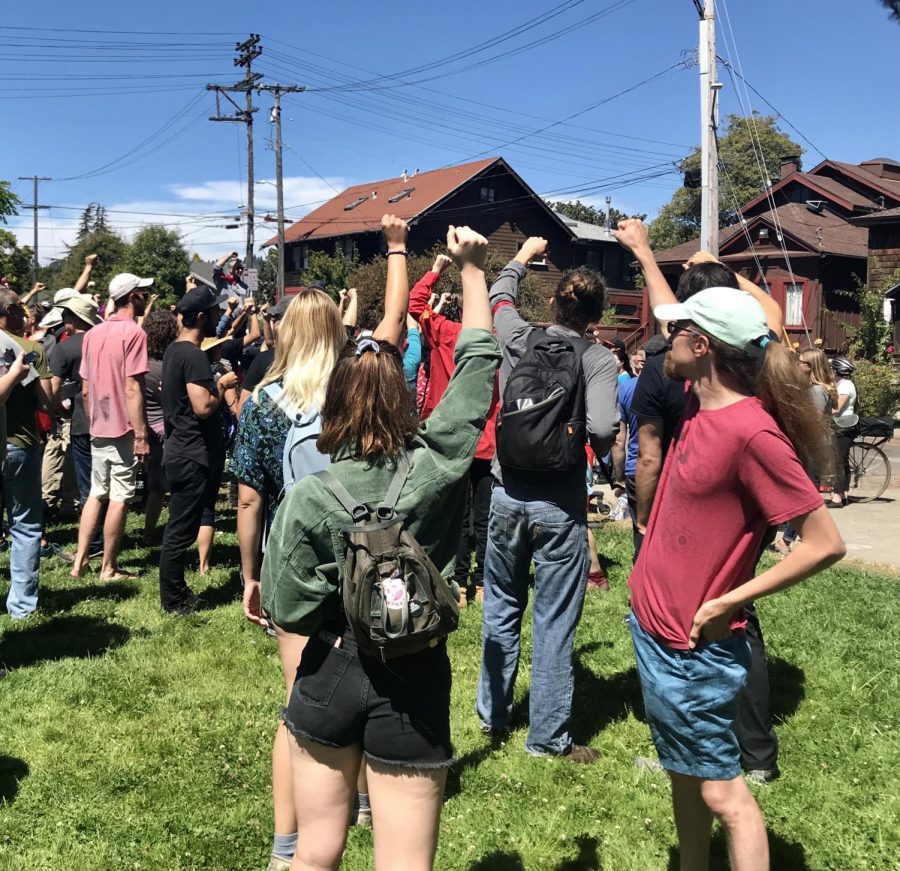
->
<box><xmin>70</xmin><ymin>432</ymin><xmax>93</xmax><ymax>507</ymax></box>
<box><xmin>477</xmin><ymin>481</ymin><xmax>589</xmax><ymax>755</ymax></box>
<box><xmin>3</xmin><ymin>444</ymin><xmax>43</xmax><ymax>618</ymax></box>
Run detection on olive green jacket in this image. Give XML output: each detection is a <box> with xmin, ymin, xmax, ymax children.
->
<box><xmin>261</xmin><ymin>328</ymin><xmax>501</xmax><ymax>636</ymax></box>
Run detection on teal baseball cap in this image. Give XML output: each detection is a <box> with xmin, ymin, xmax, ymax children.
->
<box><xmin>655</xmin><ymin>287</ymin><xmax>770</xmax><ymax>355</ymax></box>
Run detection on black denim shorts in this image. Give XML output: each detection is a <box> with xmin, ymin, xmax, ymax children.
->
<box><xmin>283</xmin><ymin>626</ymin><xmax>453</xmax><ymax>769</ymax></box>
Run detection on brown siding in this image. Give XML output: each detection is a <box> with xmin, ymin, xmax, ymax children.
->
<box><xmin>869</xmin><ymin>224</ymin><xmax>900</xmax><ymax>288</ymax></box>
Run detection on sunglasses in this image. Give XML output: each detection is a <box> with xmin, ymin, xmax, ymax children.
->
<box><xmin>666</xmin><ymin>320</ymin><xmax>702</xmax><ymax>340</ymax></box>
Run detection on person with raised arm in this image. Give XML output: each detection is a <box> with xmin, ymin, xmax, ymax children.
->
<box><xmin>261</xmin><ymin>221</ymin><xmax>500</xmax><ymax>871</ymax></box>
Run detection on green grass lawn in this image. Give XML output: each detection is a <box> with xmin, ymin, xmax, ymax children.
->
<box><xmin>1</xmin><ymin>510</ymin><xmax>899</xmax><ymax>871</ymax></box>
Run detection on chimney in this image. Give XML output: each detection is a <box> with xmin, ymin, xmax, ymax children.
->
<box><xmin>780</xmin><ymin>155</ymin><xmax>800</xmax><ymax>180</ymax></box>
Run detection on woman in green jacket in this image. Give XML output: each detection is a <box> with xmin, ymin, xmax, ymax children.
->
<box><xmin>261</xmin><ymin>222</ymin><xmax>500</xmax><ymax>871</ymax></box>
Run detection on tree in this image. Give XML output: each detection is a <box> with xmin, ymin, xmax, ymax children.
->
<box><xmin>0</xmin><ymin>229</ymin><xmax>34</xmax><ymax>292</ymax></box>
<box><xmin>255</xmin><ymin>247</ymin><xmax>278</xmax><ymax>303</ymax></box>
<box><xmin>880</xmin><ymin>0</ymin><xmax>900</xmax><ymax>21</ymax></box>
<box><xmin>122</xmin><ymin>225</ymin><xmax>189</xmax><ymax>308</ymax></box>
<box><xmin>648</xmin><ymin>113</ymin><xmax>803</xmax><ymax>251</ymax></box>
<box><xmin>548</xmin><ymin>199</ymin><xmax>646</xmax><ymax>228</ymax></box>
<box><xmin>0</xmin><ymin>181</ymin><xmax>21</xmax><ymax>225</ymax></box>
<box><xmin>92</xmin><ymin>205</ymin><xmax>110</xmax><ymax>234</ymax></box>
<box><xmin>57</xmin><ymin>229</ymin><xmax>129</xmax><ymax>292</ymax></box>
<box><xmin>76</xmin><ymin>204</ymin><xmax>95</xmax><ymax>242</ymax></box>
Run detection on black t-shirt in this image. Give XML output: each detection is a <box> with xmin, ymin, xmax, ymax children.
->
<box><xmin>242</xmin><ymin>348</ymin><xmax>275</xmax><ymax>394</ymax></box>
<box><xmin>50</xmin><ymin>332</ymin><xmax>89</xmax><ymax>436</ymax></box>
<box><xmin>161</xmin><ymin>340</ymin><xmax>223</xmax><ymax>467</ymax></box>
<box><xmin>630</xmin><ymin>349</ymin><xmax>686</xmax><ymax>458</ymax></box>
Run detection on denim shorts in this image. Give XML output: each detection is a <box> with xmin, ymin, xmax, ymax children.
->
<box><xmin>628</xmin><ymin>612</ymin><xmax>750</xmax><ymax>780</ymax></box>
<box><xmin>283</xmin><ymin>626</ymin><xmax>453</xmax><ymax>769</ymax></box>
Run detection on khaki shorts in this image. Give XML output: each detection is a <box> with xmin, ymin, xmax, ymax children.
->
<box><xmin>89</xmin><ymin>434</ymin><xmax>137</xmax><ymax>503</ymax></box>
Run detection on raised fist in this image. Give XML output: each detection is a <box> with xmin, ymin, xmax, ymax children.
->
<box><xmin>446</xmin><ymin>225</ymin><xmax>488</xmax><ymax>271</ymax></box>
<box><xmin>432</xmin><ymin>253</ymin><xmax>453</xmax><ymax>275</ymax></box>
<box><xmin>381</xmin><ymin>214</ymin><xmax>408</xmax><ymax>249</ymax></box>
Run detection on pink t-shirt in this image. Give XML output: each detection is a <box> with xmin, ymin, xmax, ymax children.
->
<box><xmin>629</xmin><ymin>392</ymin><xmax>822</xmax><ymax>649</ymax></box>
<box><xmin>79</xmin><ymin>313</ymin><xmax>149</xmax><ymax>439</ymax></box>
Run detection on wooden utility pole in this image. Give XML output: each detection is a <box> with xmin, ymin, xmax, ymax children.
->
<box><xmin>256</xmin><ymin>84</ymin><xmax>304</xmax><ymax>301</ymax></box>
<box><xmin>207</xmin><ymin>34</ymin><xmax>262</xmax><ymax>266</ymax></box>
<box><xmin>17</xmin><ymin>175</ymin><xmax>51</xmax><ymax>283</ymax></box>
<box><xmin>698</xmin><ymin>0</ymin><xmax>722</xmax><ymax>256</ymax></box>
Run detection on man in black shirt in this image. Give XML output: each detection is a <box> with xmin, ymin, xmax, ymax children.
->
<box><xmin>237</xmin><ymin>295</ymin><xmax>288</xmax><ymax>415</ymax></box>
<box><xmin>158</xmin><ymin>284</ymin><xmax>237</xmax><ymax>615</ymax></box>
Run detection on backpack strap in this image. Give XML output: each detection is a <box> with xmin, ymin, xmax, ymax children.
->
<box><xmin>262</xmin><ymin>382</ymin><xmax>283</xmax><ymax>403</ymax></box>
<box><xmin>315</xmin><ymin>469</ymin><xmax>370</xmax><ymax>523</ymax></box>
<box><xmin>377</xmin><ymin>452</ymin><xmax>411</xmax><ymax>519</ymax></box>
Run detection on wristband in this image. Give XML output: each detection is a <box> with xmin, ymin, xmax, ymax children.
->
<box><xmin>386</xmin><ymin>250</ymin><xmax>408</xmax><ymax>257</ymax></box>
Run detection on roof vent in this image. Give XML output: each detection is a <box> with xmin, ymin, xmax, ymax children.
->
<box><xmin>758</xmin><ymin>227</ymin><xmax>770</xmax><ymax>243</ymax></box>
<box><xmin>389</xmin><ymin>187</ymin><xmax>415</xmax><ymax>204</ymax></box>
<box><xmin>344</xmin><ymin>196</ymin><xmax>368</xmax><ymax>211</ymax></box>
<box><xmin>806</xmin><ymin>200</ymin><xmax>826</xmax><ymax>214</ymax></box>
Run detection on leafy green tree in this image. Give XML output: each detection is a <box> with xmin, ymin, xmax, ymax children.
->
<box><xmin>549</xmin><ymin>200</ymin><xmax>646</xmax><ymax>228</ymax></box>
<box><xmin>0</xmin><ymin>229</ymin><xmax>34</xmax><ymax>292</ymax></box>
<box><xmin>880</xmin><ymin>0</ymin><xmax>900</xmax><ymax>22</ymax></box>
<box><xmin>0</xmin><ymin>181</ymin><xmax>21</xmax><ymax>225</ymax></box>
<box><xmin>845</xmin><ymin>268</ymin><xmax>900</xmax><ymax>361</ymax></box>
<box><xmin>300</xmin><ymin>243</ymin><xmax>360</xmax><ymax>293</ymax></box>
<box><xmin>649</xmin><ymin>113</ymin><xmax>803</xmax><ymax>251</ymax></box>
<box><xmin>122</xmin><ymin>226</ymin><xmax>189</xmax><ymax>308</ymax></box>
<box><xmin>57</xmin><ymin>229</ymin><xmax>129</xmax><ymax>292</ymax></box>
<box><xmin>255</xmin><ymin>247</ymin><xmax>278</xmax><ymax>303</ymax></box>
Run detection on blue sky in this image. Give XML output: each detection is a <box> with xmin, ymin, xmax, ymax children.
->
<box><xmin>2</xmin><ymin>0</ymin><xmax>898</xmax><ymax>262</ymax></box>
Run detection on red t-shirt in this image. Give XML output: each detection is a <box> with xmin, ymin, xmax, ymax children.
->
<box><xmin>409</xmin><ymin>271</ymin><xmax>498</xmax><ymax>461</ymax></box>
<box><xmin>629</xmin><ymin>392</ymin><xmax>822</xmax><ymax>649</ymax></box>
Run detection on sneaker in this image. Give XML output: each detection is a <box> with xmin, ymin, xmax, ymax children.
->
<box><xmin>40</xmin><ymin>542</ymin><xmax>75</xmax><ymax>564</ymax></box>
<box><xmin>266</xmin><ymin>856</ymin><xmax>291</xmax><ymax>871</ymax></box>
<box><xmin>566</xmin><ymin>744</ymin><xmax>601</xmax><ymax>764</ymax></box>
<box><xmin>635</xmin><ymin>756</ymin><xmax>665</xmax><ymax>774</ymax></box>
<box><xmin>352</xmin><ymin>807</ymin><xmax>372</xmax><ymax>827</ymax></box>
<box><xmin>586</xmin><ymin>569</ymin><xmax>609</xmax><ymax>591</ymax></box>
<box><xmin>745</xmin><ymin>767</ymin><xmax>780</xmax><ymax>785</ymax></box>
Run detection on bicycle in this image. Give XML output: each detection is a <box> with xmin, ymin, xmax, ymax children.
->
<box><xmin>847</xmin><ymin>417</ymin><xmax>894</xmax><ymax>503</ymax></box>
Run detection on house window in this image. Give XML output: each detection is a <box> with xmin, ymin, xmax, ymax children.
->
<box><xmin>480</xmin><ymin>186</ymin><xmax>495</xmax><ymax>204</ymax></box>
<box><xmin>586</xmin><ymin>249</ymin><xmax>604</xmax><ymax>272</ymax></box>
<box><xmin>292</xmin><ymin>245</ymin><xmax>308</xmax><ymax>271</ymax></box>
<box><xmin>343</xmin><ymin>195</ymin><xmax>367</xmax><ymax>211</ymax></box>
<box><xmin>388</xmin><ymin>187</ymin><xmax>415</xmax><ymax>204</ymax></box>
<box><xmin>341</xmin><ymin>238</ymin><xmax>354</xmax><ymax>261</ymax></box>
<box><xmin>785</xmin><ymin>282</ymin><xmax>804</xmax><ymax>325</ymax></box>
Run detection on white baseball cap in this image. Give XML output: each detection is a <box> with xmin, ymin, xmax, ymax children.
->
<box><xmin>53</xmin><ymin>288</ymin><xmax>77</xmax><ymax>304</ymax></box>
<box><xmin>109</xmin><ymin>272</ymin><xmax>153</xmax><ymax>301</ymax></box>
<box><xmin>39</xmin><ymin>307</ymin><xmax>64</xmax><ymax>329</ymax></box>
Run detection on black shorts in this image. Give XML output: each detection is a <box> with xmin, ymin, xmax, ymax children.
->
<box><xmin>283</xmin><ymin>626</ymin><xmax>453</xmax><ymax>769</ymax></box>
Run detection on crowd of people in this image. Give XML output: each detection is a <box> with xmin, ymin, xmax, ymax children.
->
<box><xmin>0</xmin><ymin>214</ymin><xmax>856</xmax><ymax>871</ymax></box>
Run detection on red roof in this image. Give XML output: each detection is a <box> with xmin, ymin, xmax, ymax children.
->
<box><xmin>268</xmin><ymin>158</ymin><xmax>500</xmax><ymax>246</ymax></box>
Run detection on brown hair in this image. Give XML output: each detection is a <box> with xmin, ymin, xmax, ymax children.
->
<box><xmin>317</xmin><ymin>340</ymin><xmax>417</xmax><ymax>463</ymax></box>
<box><xmin>553</xmin><ymin>267</ymin><xmax>605</xmax><ymax>331</ymax></box>
<box><xmin>798</xmin><ymin>347</ymin><xmax>838</xmax><ymax>406</ymax></box>
<box><xmin>708</xmin><ymin>337</ymin><xmax>834</xmax><ymax>478</ymax></box>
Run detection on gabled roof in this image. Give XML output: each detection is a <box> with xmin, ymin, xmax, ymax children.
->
<box><xmin>851</xmin><ymin>205</ymin><xmax>900</xmax><ymax>226</ymax></box>
<box><xmin>552</xmin><ymin>211</ymin><xmax>617</xmax><ymax>242</ymax></box>
<box><xmin>268</xmin><ymin>157</ymin><xmax>518</xmax><ymax>246</ymax></box>
<box><xmin>655</xmin><ymin>202</ymin><xmax>868</xmax><ymax>265</ymax></box>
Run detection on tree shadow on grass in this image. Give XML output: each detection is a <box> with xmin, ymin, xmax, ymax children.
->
<box><xmin>556</xmin><ymin>835</ymin><xmax>602</xmax><ymax>870</ymax></box>
<box><xmin>468</xmin><ymin>852</ymin><xmax>526</xmax><ymax>870</ymax></box>
<box><xmin>768</xmin><ymin>656</ymin><xmax>805</xmax><ymax>723</ymax></box>
<box><xmin>667</xmin><ymin>827</ymin><xmax>809</xmax><ymax>870</ymax></box>
<box><xmin>0</xmin><ymin>756</ymin><xmax>28</xmax><ymax>806</ymax></box>
<box><xmin>38</xmin><ymin>581</ymin><xmax>138</xmax><ymax>614</ymax></box>
<box><xmin>0</xmin><ymin>615</ymin><xmax>130</xmax><ymax>670</ymax></box>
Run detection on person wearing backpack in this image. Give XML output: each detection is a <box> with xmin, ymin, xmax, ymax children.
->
<box><xmin>261</xmin><ymin>219</ymin><xmax>500</xmax><ymax>871</ymax></box>
<box><xmin>231</xmin><ymin>287</ymin><xmax>347</xmax><ymax>871</ymax></box>
<box><xmin>476</xmin><ymin>236</ymin><xmax>618</xmax><ymax>764</ymax></box>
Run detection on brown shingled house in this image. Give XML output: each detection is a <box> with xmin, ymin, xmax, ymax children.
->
<box><xmin>653</xmin><ymin>157</ymin><xmax>900</xmax><ymax>350</ymax></box>
<box><xmin>267</xmin><ymin>157</ymin><xmax>643</xmax><ymax>336</ymax></box>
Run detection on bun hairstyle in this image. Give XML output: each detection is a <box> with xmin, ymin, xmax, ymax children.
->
<box><xmin>553</xmin><ymin>267</ymin><xmax>605</xmax><ymax>331</ymax></box>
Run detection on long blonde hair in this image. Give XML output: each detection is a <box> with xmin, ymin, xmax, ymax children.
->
<box><xmin>798</xmin><ymin>347</ymin><xmax>838</xmax><ymax>406</ymax></box>
<box><xmin>254</xmin><ymin>289</ymin><xmax>346</xmax><ymax>412</ymax></box>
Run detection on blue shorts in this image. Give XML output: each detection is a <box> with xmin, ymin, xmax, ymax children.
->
<box><xmin>628</xmin><ymin>611</ymin><xmax>750</xmax><ymax>780</ymax></box>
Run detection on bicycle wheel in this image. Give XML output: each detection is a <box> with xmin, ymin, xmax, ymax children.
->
<box><xmin>847</xmin><ymin>442</ymin><xmax>891</xmax><ymax>503</ymax></box>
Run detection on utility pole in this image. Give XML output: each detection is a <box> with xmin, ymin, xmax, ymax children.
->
<box><xmin>17</xmin><ymin>175</ymin><xmax>51</xmax><ymax>283</ymax></box>
<box><xmin>257</xmin><ymin>84</ymin><xmax>304</xmax><ymax>301</ymax></box>
<box><xmin>605</xmin><ymin>196</ymin><xmax>613</xmax><ymax>232</ymax></box>
<box><xmin>697</xmin><ymin>0</ymin><xmax>722</xmax><ymax>256</ymax></box>
<box><xmin>207</xmin><ymin>34</ymin><xmax>262</xmax><ymax>266</ymax></box>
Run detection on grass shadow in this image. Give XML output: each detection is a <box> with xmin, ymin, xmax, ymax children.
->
<box><xmin>0</xmin><ymin>615</ymin><xmax>131</xmax><ymax>670</ymax></box>
<box><xmin>667</xmin><ymin>827</ymin><xmax>809</xmax><ymax>870</ymax></box>
<box><xmin>555</xmin><ymin>835</ymin><xmax>602</xmax><ymax>870</ymax></box>
<box><xmin>38</xmin><ymin>581</ymin><xmax>138</xmax><ymax>614</ymax></box>
<box><xmin>768</xmin><ymin>656</ymin><xmax>806</xmax><ymax>722</ymax></box>
<box><xmin>445</xmin><ymin>743</ymin><xmax>498</xmax><ymax>800</ymax></box>
<box><xmin>468</xmin><ymin>851</ymin><xmax>526</xmax><ymax>870</ymax></box>
<box><xmin>571</xmin><ymin>660</ymin><xmax>645</xmax><ymax>743</ymax></box>
<box><xmin>0</xmin><ymin>756</ymin><xmax>28</xmax><ymax>805</ymax></box>
<box><xmin>196</xmin><ymin>572</ymin><xmax>243</xmax><ymax>611</ymax></box>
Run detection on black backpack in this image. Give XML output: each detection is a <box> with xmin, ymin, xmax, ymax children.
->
<box><xmin>496</xmin><ymin>329</ymin><xmax>591</xmax><ymax>473</ymax></box>
<box><xmin>315</xmin><ymin>453</ymin><xmax>460</xmax><ymax>660</ymax></box>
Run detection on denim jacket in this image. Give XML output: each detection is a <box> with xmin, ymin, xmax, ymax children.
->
<box><xmin>261</xmin><ymin>328</ymin><xmax>501</xmax><ymax>636</ymax></box>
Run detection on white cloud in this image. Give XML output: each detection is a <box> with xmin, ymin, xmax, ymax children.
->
<box><xmin>6</xmin><ymin>175</ymin><xmax>351</xmax><ymax>266</ymax></box>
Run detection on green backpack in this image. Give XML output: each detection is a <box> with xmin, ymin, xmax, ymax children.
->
<box><xmin>315</xmin><ymin>453</ymin><xmax>461</xmax><ymax>660</ymax></box>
